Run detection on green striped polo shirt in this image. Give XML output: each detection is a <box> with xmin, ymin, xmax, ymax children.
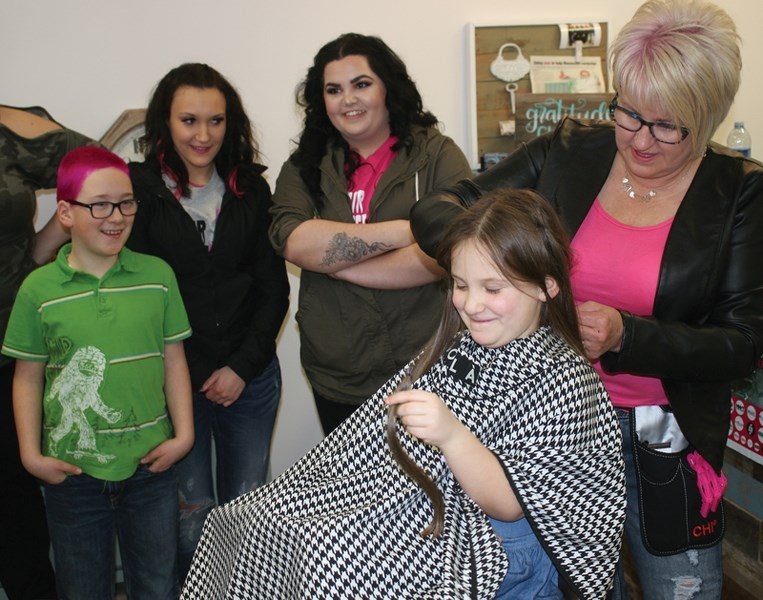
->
<box><xmin>2</xmin><ymin>244</ymin><xmax>191</xmax><ymax>481</ymax></box>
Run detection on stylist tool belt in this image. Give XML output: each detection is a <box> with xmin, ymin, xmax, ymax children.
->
<box><xmin>631</xmin><ymin>405</ymin><xmax>726</xmax><ymax>555</ymax></box>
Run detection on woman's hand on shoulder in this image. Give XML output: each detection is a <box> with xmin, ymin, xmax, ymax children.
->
<box><xmin>33</xmin><ymin>214</ymin><xmax>71</xmax><ymax>265</ymax></box>
<box><xmin>577</xmin><ymin>300</ymin><xmax>624</xmax><ymax>359</ymax></box>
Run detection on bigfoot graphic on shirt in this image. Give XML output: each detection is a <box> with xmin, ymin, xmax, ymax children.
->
<box><xmin>48</xmin><ymin>345</ymin><xmax>121</xmax><ymax>463</ymax></box>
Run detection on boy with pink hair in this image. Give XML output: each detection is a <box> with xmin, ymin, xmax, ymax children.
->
<box><xmin>2</xmin><ymin>146</ymin><xmax>193</xmax><ymax>599</ymax></box>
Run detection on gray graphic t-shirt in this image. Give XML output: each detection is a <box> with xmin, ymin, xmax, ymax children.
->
<box><xmin>163</xmin><ymin>170</ymin><xmax>225</xmax><ymax>250</ymax></box>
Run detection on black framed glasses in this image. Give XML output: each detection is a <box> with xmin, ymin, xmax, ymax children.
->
<box><xmin>65</xmin><ymin>198</ymin><xmax>139</xmax><ymax>219</ymax></box>
<box><xmin>608</xmin><ymin>95</ymin><xmax>689</xmax><ymax>144</ymax></box>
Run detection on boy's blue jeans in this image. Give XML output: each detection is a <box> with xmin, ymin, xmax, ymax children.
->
<box><xmin>44</xmin><ymin>464</ymin><xmax>179</xmax><ymax>600</ymax></box>
<box><xmin>177</xmin><ymin>356</ymin><xmax>281</xmax><ymax>582</ymax></box>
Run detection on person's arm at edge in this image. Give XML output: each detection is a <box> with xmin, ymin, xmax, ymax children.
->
<box><xmin>33</xmin><ymin>214</ymin><xmax>70</xmax><ymax>265</ymax></box>
<box><xmin>32</xmin><ymin>127</ymin><xmax>101</xmax><ymax>265</ymax></box>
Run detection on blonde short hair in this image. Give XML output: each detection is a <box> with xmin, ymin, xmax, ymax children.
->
<box><xmin>610</xmin><ymin>0</ymin><xmax>741</xmax><ymax>156</ymax></box>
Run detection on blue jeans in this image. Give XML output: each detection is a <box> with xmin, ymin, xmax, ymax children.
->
<box><xmin>489</xmin><ymin>516</ymin><xmax>562</xmax><ymax>599</ymax></box>
<box><xmin>44</xmin><ymin>464</ymin><xmax>179</xmax><ymax>600</ymax></box>
<box><xmin>177</xmin><ymin>357</ymin><xmax>281</xmax><ymax>580</ymax></box>
<box><xmin>611</xmin><ymin>409</ymin><xmax>723</xmax><ymax>600</ymax></box>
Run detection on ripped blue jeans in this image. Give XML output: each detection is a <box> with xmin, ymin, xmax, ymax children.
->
<box><xmin>611</xmin><ymin>409</ymin><xmax>723</xmax><ymax>600</ymax></box>
<box><xmin>176</xmin><ymin>357</ymin><xmax>281</xmax><ymax>584</ymax></box>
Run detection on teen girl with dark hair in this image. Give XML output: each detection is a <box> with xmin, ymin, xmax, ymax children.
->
<box><xmin>127</xmin><ymin>62</ymin><xmax>289</xmax><ymax>582</ymax></box>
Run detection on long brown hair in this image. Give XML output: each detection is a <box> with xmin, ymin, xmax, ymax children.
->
<box><xmin>387</xmin><ymin>188</ymin><xmax>583</xmax><ymax>538</ymax></box>
<box><xmin>413</xmin><ymin>187</ymin><xmax>584</xmax><ymax>379</ymax></box>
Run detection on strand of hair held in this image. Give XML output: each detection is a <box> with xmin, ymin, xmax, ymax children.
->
<box><xmin>386</xmin><ymin>379</ymin><xmax>445</xmax><ymax>538</ymax></box>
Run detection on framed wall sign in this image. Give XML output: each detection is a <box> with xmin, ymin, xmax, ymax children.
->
<box><xmin>467</xmin><ymin>21</ymin><xmax>609</xmax><ymax>171</ymax></box>
<box><xmin>514</xmin><ymin>93</ymin><xmax>611</xmax><ymax>142</ymax></box>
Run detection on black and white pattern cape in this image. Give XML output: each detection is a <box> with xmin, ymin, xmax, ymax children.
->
<box><xmin>182</xmin><ymin>327</ymin><xmax>625</xmax><ymax>599</ymax></box>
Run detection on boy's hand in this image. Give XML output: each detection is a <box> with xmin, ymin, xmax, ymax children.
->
<box><xmin>385</xmin><ymin>389</ymin><xmax>464</xmax><ymax>449</ymax></box>
<box><xmin>141</xmin><ymin>436</ymin><xmax>193</xmax><ymax>473</ymax></box>
<box><xmin>23</xmin><ymin>454</ymin><xmax>82</xmax><ymax>485</ymax></box>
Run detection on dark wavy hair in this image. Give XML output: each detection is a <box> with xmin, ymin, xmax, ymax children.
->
<box><xmin>292</xmin><ymin>33</ymin><xmax>438</xmax><ymax>199</ymax></box>
<box><xmin>411</xmin><ymin>188</ymin><xmax>584</xmax><ymax>380</ymax></box>
<box><xmin>142</xmin><ymin>62</ymin><xmax>260</xmax><ymax>198</ymax></box>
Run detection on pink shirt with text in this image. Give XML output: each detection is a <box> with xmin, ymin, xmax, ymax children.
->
<box><xmin>347</xmin><ymin>136</ymin><xmax>398</xmax><ymax>224</ymax></box>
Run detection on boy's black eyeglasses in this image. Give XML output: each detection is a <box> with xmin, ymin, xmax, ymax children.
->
<box><xmin>608</xmin><ymin>95</ymin><xmax>690</xmax><ymax>144</ymax></box>
<box><xmin>65</xmin><ymin>199</ymin><xmax>140</xmax><ymax>219</ymax></box>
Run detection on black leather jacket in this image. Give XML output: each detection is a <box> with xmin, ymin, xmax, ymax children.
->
<box><xmin>411</xmin><ymin>117</ymin><xmax>763</xmax><ymax>471</ymax></box>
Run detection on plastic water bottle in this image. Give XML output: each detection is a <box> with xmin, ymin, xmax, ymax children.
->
<box><xmin>726</xmin><ymin>122</ymin><xmax>751</xmax><ymax>157</ymax></box>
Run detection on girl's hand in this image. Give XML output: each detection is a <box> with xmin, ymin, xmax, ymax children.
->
<box><xmin>385</xmin><ymin>388</ymin><xmax>463</xmax><ymax>449</ymax></box>
<box><xmin>200</xmin><ymin>367</ymin><xmax>245</xmax><ymax>407</ymax></box>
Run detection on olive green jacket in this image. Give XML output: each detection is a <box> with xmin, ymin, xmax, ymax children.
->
<box><xmin>270</xmin><ymin>127</ymin><xmax>472</xmax><ymax>404</ymax></box>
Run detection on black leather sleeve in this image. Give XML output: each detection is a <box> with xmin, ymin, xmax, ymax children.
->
<box><xmin>601</xmin><ymin>155</ymin><xmax>763</xmax><ymax>384</ymax></box>
<box><xmin>410</xmin><ymin>130</ymin><xmax>555</xmax><ymax>258</ymax></box>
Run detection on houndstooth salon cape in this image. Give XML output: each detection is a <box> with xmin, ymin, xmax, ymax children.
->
<box><xmin>181</xmin><ymin>327</ymin><xmax>625</xmax><ymax>599</ymax></box>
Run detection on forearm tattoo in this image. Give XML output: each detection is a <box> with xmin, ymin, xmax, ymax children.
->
<box><xmin>320</xmin><ymin>232</ymin><xmax>392</xmax><ymax>266</ymax></box>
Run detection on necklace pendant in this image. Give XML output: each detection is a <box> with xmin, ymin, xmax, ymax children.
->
<box><xmin>622</xmin><ymin>174</ymin><xmax>657</xmax><ymax>202</ymax></box>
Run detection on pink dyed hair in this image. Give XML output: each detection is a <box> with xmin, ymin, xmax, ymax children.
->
<box><xmin>57</xmin><ymin>146</ymin><xmax>130</xmax><ymax>201</ymax></box>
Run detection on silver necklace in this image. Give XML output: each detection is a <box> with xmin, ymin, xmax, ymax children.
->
<box><xmin>622</xmin><ymin>173</ymin><xmax>657</xmax><ymax>202</ymax></box>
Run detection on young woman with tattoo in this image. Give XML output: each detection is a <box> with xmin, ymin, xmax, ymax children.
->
<box><xmin>269</xmin><ymin>33</ymin><xmax>472</xmax><ymax>434</ymax></box>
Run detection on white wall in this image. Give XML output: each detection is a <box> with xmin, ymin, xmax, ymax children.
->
<box><xmin>4</xmin><ymin>0</ymin><xmax>760</xmax><ymax>475</ymax></box>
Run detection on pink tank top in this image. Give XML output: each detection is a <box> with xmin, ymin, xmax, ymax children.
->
<box><xmin>571</xmin><ymin>199</ymin><xmax>673</xmax><ymax>407</ymax></box>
